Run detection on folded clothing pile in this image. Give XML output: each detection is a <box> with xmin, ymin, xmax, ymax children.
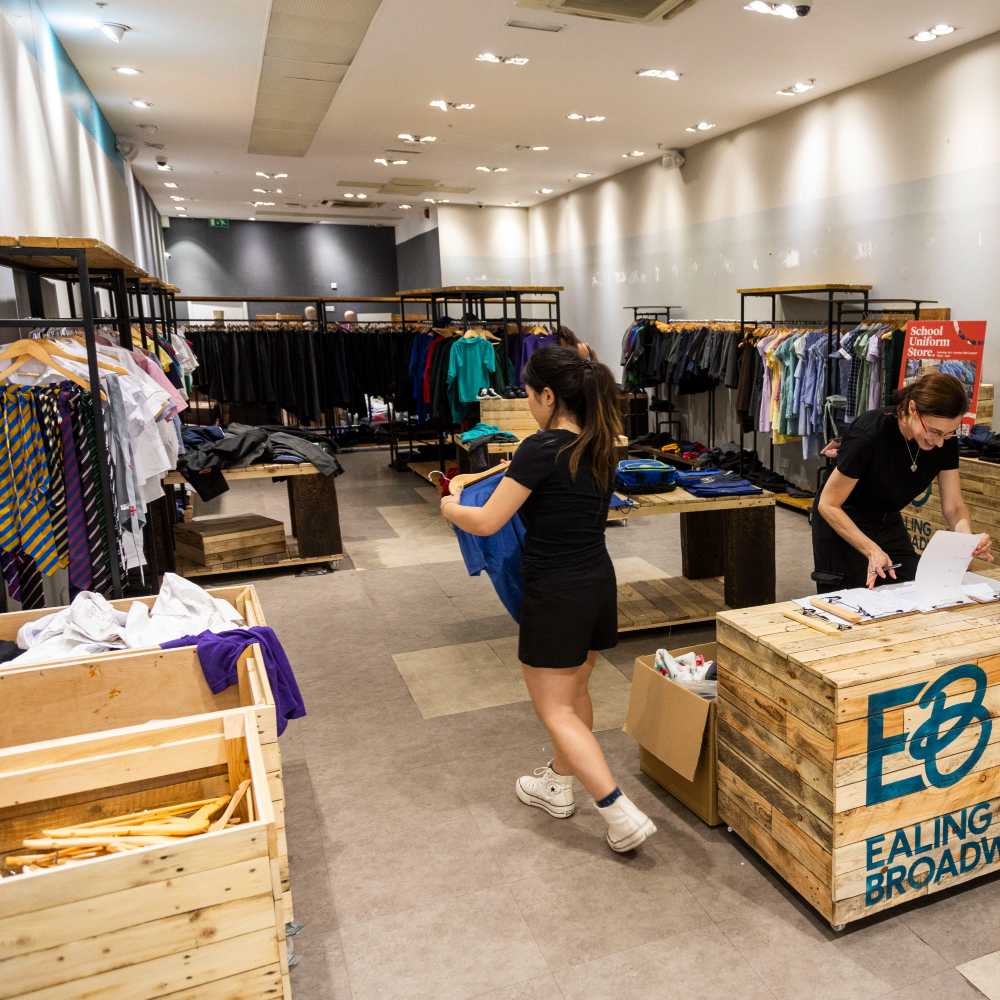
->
<box><xmin>180</xmin><ymin>423</ymin><xmax>343</xmax><ymax>501</ymax></box>
<box><xmin>673</xmin><ymin>468</ymin><xmax>763</xmax><ymax>498</ymax></box>
<box><xmin>12</xmin><ymin>573</ymin><xmax>243</xmax><ymax>665</ymax></box>
<box><xmin>459</xmin><ymin>423</ymin><xmax>519</xmax><ymax>445</ymax></box>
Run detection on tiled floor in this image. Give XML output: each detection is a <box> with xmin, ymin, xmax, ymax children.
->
<box><xmin>222</xmin><ymin>451</ymin><xmax>1000</xmax><ymax>999</ymax></box>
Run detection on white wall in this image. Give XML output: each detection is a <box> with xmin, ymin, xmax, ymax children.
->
<box><xmin>0</xmin><ymin>1</ymin><xmax>163</xmax><ymax>272</ymax></box>
<box><xmin>437</xmin><ymin>205</ymin><xmax>530</xmax><ymax>286</ymax></box>
<box><xmin>526</xmin><ymin>30</ymin><xmax>1000</xmax><ymax>485</ymax></box>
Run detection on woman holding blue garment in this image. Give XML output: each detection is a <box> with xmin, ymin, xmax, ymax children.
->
<box><xmin>440</xmin><ymin>346</ymin><xmax>656</xmax><ymax>852</ymax></box>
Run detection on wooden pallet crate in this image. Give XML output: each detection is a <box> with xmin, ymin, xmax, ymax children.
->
<box><xmin>0</xmin><ymin>711</ymin><xmax>291</xmax><ymax>999</ymax></box>
<box><xmin>0</xmin><ymin>584</ymin><xmax>265</xmax><ymax>649</ymax></box>
<box><xmin>716</xmin><ymin>599</ymin><xmax>1000</xmax><ymax>929</ymax></box>
<box><xmin>175</xmin><ymin>515</ymin><xmax>287</xmax><ymax>567</ymax></box>
<box><xmin>0</xmin><ymin>638</ymin><xmax>293</xmax><ymax>926</ymax></box>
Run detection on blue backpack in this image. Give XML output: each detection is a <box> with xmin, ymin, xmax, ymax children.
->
<box><xmin>615</xmin><ymin>459</ymin><xmax>677</xmax><ymax>494</ymax></box>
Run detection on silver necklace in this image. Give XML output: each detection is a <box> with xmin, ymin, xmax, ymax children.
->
<box><xmin>905</xmin><ymin>437</ymin><xmax>919</xmax><ymax>473</ymax></box>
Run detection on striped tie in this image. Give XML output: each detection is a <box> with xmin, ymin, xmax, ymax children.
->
<box><xmin>73</xmin><ymin>391</ymin><xmax>113</xmax><ymax>595</ymax></box>
<box><xmin>3</xmin><ymin>388</ymin><xmax>60</xmax><ymax>578</ymax></box>
<box><xmin>58</xmin><ymin>387</ymin><xmax>93</xmax><ymax>593</ymax></box>
<box><xmin>16</xmin><ymin>551</ymin><xmax>44</xmax><ymax>610</ymax></box>
<box><xmin>34</xmin><ymin>389</ymin><xmax>68</xmax><ymax>567</ymax></box>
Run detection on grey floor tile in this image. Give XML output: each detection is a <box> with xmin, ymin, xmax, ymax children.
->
<box><xmin>958</xmin><ymin>951</ymin><xmax>1000</xmax><ymax>999</ymax></box>
<box><xmin>900</xmin><ymin>874</ymin><xmax>1000</xmax><ymax>965</ymax></box>
<box><xmin>472</xmin><ymin>976</ymin><xmax>565</xmax><ymax>999</ymax></box>
<box><xmin>509</xmin><ymin>854</ymin><xmax>711</xmax><ymax>968</ymax></box>
<box><xmin>882</xmin><ymin>969</ymin><xmax>991</xmax><ymax>999</ymax></box>
<box><xmin>339</xmin><ymin>886</ymin><xmax>548</xmax><ymax>1000</ymax></box>
<box><xmin>555</xmin><ymin>928</ymin><xmax>775</xmax><ymax>1000</ymax></box>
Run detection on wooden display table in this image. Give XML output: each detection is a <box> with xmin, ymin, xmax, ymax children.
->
<box><xmin>716</xmin><ymin>598</ymin><xmax>1000</xmax><ymax>929</ymax></box>
<box><xmin>617</xmin><ymin>486</ymin><xmax>776</xmax><ymax>632</ymax></box>
<box><xmin>164</xmin><ymin>463</ymin><xmax>344</xmax><ymax>578</ymax></box>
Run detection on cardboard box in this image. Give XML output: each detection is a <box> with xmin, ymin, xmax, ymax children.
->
<box><xmin>624</xmin><ymin>642</ymin><xmax>719</xmax><ymax>826</ymax></box>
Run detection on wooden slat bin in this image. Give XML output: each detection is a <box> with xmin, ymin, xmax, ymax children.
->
<box><xmin>716</xmin><ymin>599</ymin><xmax>1000</xmax><ymax>929</ymax></box>
<box><xmin>175</xmin><ymin>515</ymin><xmax>287</xmax><ymax>567</ymax></box>
<box><xmin>0</xmin><ymin>711</ymin><xmax>291</xmax><ymax>999</ymax></box>
<box><xmin>0</xmin><ymin>639</ymin><xmax>293</xmax><ymax>925</ymax></box>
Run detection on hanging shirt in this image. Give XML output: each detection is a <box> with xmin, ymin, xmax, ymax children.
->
<box><xmin>448</xmin><ymin>337</ymin><xmax>497</xmax><ymax>404</ymax></box>
<box><xmin>453</xmin><ymin>471</ymin><xmax>525</xmax><ymax>622</ymax></box>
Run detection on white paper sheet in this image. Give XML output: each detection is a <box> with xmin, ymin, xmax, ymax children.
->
<box><xmin>915</xmin><ymin>530</ymin><xmax>982</xmax><ymax>596</ymax></box>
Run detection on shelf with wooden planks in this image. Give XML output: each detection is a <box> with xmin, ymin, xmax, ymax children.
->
<box><xmin>0</xmin><ymin>711</ymin><xmax>292</xmax><ymax>998</ymax></box>
<box><xmin>618</xmin><ymin>576</ymin><xmax>726</xmax><ymax>632</ymax></box>
<box><xmin>0</xmin><ymin>585</ymin><xmax>294</xmax><ymax>924</ymax></box>
<box><xmin>716</xmin><ymin>598</ymin><xmax>1000</xmax><ymax>928</ymax></box>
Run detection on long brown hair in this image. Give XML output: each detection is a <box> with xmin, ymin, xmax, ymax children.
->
<box><xmin>895</xmin><ymin>372</ymin><xmax>967</xmax><ymax>420</ymax></box>
<box><xmin>522</xmin><ymin>346</ymin><xmax>622</xmax><ymax>492</ymax></box>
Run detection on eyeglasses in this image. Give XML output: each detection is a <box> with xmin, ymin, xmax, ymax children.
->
<box><xmin>917</xmin><ymin>413</ymin><xmax>958</xmax><ymax>442</ymax></box>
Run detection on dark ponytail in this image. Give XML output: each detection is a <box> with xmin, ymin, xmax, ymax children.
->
<box><xmin>895</xmin><ymin>372</ymin><xmax>967</xmax><ymax>420</ymax></box>
<box><xmin>522</xmin><ymin>346</ymin><xmax>622</xmax><ymax>492</ymax></box>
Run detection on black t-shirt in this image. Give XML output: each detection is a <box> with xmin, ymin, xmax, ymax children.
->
<box><xmin>507</xmin><ymin>429</ymin><xmax>611</xmax><ymax>576</ymax></box>
<box><xmin>836</xmin><ymin>408</ymin><xmax>959</xmax><ymax>514</ymax></box>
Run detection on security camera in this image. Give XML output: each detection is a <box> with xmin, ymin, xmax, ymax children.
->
<box><xmin>156</xmin><ymin>155</ymin><xmax>168</xmax><ymax>167</ymax></box>
<box><xmin>795</xmin><ymin>4</ymin><xmax>811</xmax><ymax>14</ymax></box>
<box><xmin>658</xmin><ymin>147</ymin><xmax>686</xmax><ymax>170</ymax></box>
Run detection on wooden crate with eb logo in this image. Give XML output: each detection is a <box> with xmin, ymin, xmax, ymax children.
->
<box><xmin>716</xmin><ymin>599</ymin><xmax>1000</xmax><ymax>929</ymax></box>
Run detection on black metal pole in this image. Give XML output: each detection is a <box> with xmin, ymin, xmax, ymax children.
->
<box><xmin>110</xmin><ymin>269</ymin><xmax>132</xmax><ymax>350</ymax></box>
<box><xmin>76</xmin><ymin>251</ymin><xmax>123</xmax><ymax>598</ymax></box>
<box><xmin>133</xmin><ymin>282</ymin><xmax>149</xmax><ymax>351</ymax></box>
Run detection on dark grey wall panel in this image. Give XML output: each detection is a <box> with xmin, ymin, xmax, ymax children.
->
<box><xmin>396</xmin><ymin>228</ymin><xmax>441</xmax><ymax>290</ymax></box>
<box><xmin>165</xmin><ymin>219</ymin><xmax>399</xmax><ymax>312</ymax></box>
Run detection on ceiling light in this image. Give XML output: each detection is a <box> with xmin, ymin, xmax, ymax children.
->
<box><xmin>421</xmin><ymin>136</ymin><xmax>437</xmax><ymax>143</ymax></box>
<box><xmin>130</xmin><ymin>99</ymin><xmax>152</xmax><ymax>109</ymax></box>
<box><xmin>932</xmin><ymin>23</ymin><xmax>955</xmax><ymax>35</ymax></box>
<box><xmin>567</xmin><ymin>113</ymin><xmax>584</xmax><ymax>121</ymax></box>
<box><xmin>506</xmin><ymin>56</ymin><xmax>530</xmax><ymax>65</ymax></box>
<box><xmin>686</xmin><ymin>121</ymin><xmax>717</xmax><ymax>132</ymax></box>
<box><xmin>424</xmin><ymin>197</ymin><xmax>436</xmax><ymax>203</ymax></box>
<box><xmin>252</xmin><ymin>200</ymin><xmax>275</xmax><ymax>207</ymax></box>
<box><xmin>912</xmin><ymin>29</ymin><xmax>937</xmax><ymax>42</ymax></box>
<box><xmin>253</xmin><ymin>187</ymin><xmax>268</xmax><ymax>194</ymax></box>
<box><xmin>506</xmin><ymin>202</ymin><xmax>521</xmax><ymax>207</ymax></box>
<box><xmin>356</xmin><ymin>193</ymin><xmax>367</xmax><ymax>199</ymax></box>
<box><xmin>531</xmin><ymin>145</ymin><xmax>550</xmax><ymax>152</ymax></box>
<box><xmin>743</xmin><ymin>2</ymin><xmax>799</xmax><ymax>17</ymax></box>
<box><xmin>476</xmin><ymin>165</ymin><xmax>509</xmax><ymax>173</ymax></box>
<box><xmin>275</xmin><ymin>188</ymin><xmax>283</xmax><ymax>194</ymax></box>
<box><xmin>455</xmin><ymin>103</ymin><xmax>476</xmax><ymax>111</ymax></box>
<box><xmin>344</xmin><ymin>193</ymin><xmax>355</xmax><ymax>199</ymax></box>
<box><xmin>274</xmin><ymin>172</ymin><xmax>288</xmax><ymax>179</ymax></box>
<box><xmin>374</xmin><ymin>157</ymin><xmax>389</xmax><ymax>166</ymax></box>
<box><xmin>536</xmin><ymin>187</ymin><xmax>553</xmax><ymax>194</ymax></box>
<box><xmin>399</xmin><ymin>204</ymin><xmax>412</xmax><ymax>210</ymax></box>
<box><xmin>637</xmin><ymin>68</ymin><xmax>682</xmax><ymax>81</ymax></box>
<box><xmin>476</xmin><ymin>52</ymin><xmax>501</xmax><ymax>63</ymax></box>
<box><xmin>439</xmin><ymin>199</ymin><xmax>450</xmax><ymax>203</ymax></box>
<box><xmin>99</xmin><ymin>21</ymin><xmax>130</xmax><ymax>43</ymax></box>
<box><xmin>477</xmin><ymin>52</ymin><xmax>529</xmax><ymax>65</ymax></box>
<box><xmin>622</xmin><ymin>150</ymin><xmax>645</xmax><ymax>158</ymax></box>
<box><xmin>255</xmin><ymin>171</ymin><xmax>271</xmax><ymax>178</ymax></box>
<box><xmin>163</xmin><ymin>181</ymin><xmax>178</xmax><ymax>188</ymax></box>
<box><xmin>156</xmin><ymin>162</ymin><xmax>172</xmax><ymax>172</ymax></box>
<box><xmin>114</xmin><ymin>66</ymin><xmax>141</xmax><ymax>76</ymax></box>
<box><xmin>585</xmin><ymin>115</ymin><xmax>606</xmax><ymax>123</ymax></box>
<box><xmin>568</xmin><ymin>113</ymin><xmax>606</xmax><ymax>123</ymax></box>
<box><xmin>169</xmin><ymin>195</ymin><xmax>185</xmax><ymax>202</ymax></box>
<box><xmin>429</xmin><ymin>99</ymin><xmax>476</xmax><ymax>112</ymax></box>
<box><xmin>249</xmin><ymin>217</ymin><xmax>256</xmax><ymax>221</ymax></box>
<box><xmin>777</xmin><ymin>78</ymin><xmax>815</xmax><ymax>96</ymax></box>
<box><xmin>429</xmin><ymin>99</ymin><xmax>448</xmax><ymax>111</ymax></box>
<box><xmin>397</xmin><ymin>133</ymin><xmax>437</xmax><ymax>144</ymax></box>
<box><xmin>574</xmin><ymin>172</ymin><xmax>593</xmax><ymax>179</ymax></box>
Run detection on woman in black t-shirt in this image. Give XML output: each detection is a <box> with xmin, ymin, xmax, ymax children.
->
<box><xmin>440</xmin><ymin>347</ymin><xmax>656</xmax><ymax>853</ymax></box>
<box><xmin>814</xmin><ymin>372</ymin><xmax>992</xmax><ymax>591</ymax></box>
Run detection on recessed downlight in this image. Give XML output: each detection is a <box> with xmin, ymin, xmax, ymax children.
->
<box><xmin>685</xmin><ymin>121</ymin><xmax>717</xmax><ymax>133</ymax></box>
<box><xmin>253</xmin><ymin>188</ymin><xmax>268</xmax><ymax>194</ymax></box>
<box><xmin>743</xmin><ymin>2</ymin><xmax>799</xmax><ymax>18</ymax></box>
<box><xmin>374</xmin><ymin>157</ymin><xmax>409</xmax><ymax>166</ymax></box>
<box><xmin>637</xmin><ymin>68</ymin><xmax>682</xmax><ymax>81</ymax></box>
<box><xmin>476</xmin><ymin>52</ymin><xmax>529</xmax><ymax>65</ymax></box>
<box><xmin>163</xmin><ymin>181</ymin><xmax>178</xmax><ymax>189</ymax></box>
<box><xmin>130</xmin><ymin>99</ymin><xmax>152</xmax><ymax>109</ymax></box>
<box><xmin>476</xmin><ymin>165</ymin><xmax>509</xmax><ymax>173</ymax></box>
<box><xmin>777</xmin><ymin>79</ymin><xmax>816</xmax><ymax>96</ymax></box>
<box><xmin>932</xmin><ymin>23</ymin><xmax>956</xmax><ymax>35</ymax></box>
<box><xmin>574</xmin><ymin>172</ymin><xmax>593</xmax><ymax>179</ymax></box>
<box><xmin>99</xmin><ymin>21</ymin><xmax>130</xmax><ymax>42</ymax></box>
<box><xmin>114</xmin><ymin>66</ymin><xmax>141</xmax><ymax>76</ymax></box>
<box><xmin>169</xmin><ymin>195</ymin><xmax>185</xmax><ymax>202</ymax></box>
<box><xmin>430</xmin><ymin>99</ymin><xmax>476</xmax><ymax>111</ymax></box>
<box><xmin>622</xmin><ymin>150</ymin><xmax>645</xmax><ymax>158</ymax></box>
<box><xmin>506</xmin><ymin>202</ymin><xmax>521</xmax><ymax>207</ymax></box>
<box><xmin>398</xmin><ymin>133</ymin><xmax>437</xmax><ymax>144</ymax></box>
<box><xmin>567</xmin><ymin>112</ymin><xmax>605</xmax><ymax>123</ymax></box>
<box><xmin>156</xmin><ymin>162</ymin><xmax>172</xmax><ymax>172</ymax></box>
<box><xmin>912</xmin><ymin>29</ymin><xmax>937</xmax><ymax>42</ymax></box>
<box><xmin>399</xmin><ymin>204</ymin><xmax>412</xmax><ymax>210</ymax></box>
<box><xmin>536</xmin><ymin>187</ymin><xmax>554</xmax><ymax>194</ymax></box>
<box><xmin>912</xmin><ymin>24</ymin><xmax>956</xmax><ymax>41</ymax></box>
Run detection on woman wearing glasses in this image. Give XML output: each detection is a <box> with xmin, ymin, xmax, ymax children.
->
<box><xmin>813</xmin><ymin>372</ymin><xmax>992</xmax><ymax>591</ymax></box>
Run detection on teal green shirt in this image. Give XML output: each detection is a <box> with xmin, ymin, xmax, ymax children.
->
<box><xmin>448</xmin><ymin>337</ymin><xmax>497</xmax><ymax>404</ymax></box>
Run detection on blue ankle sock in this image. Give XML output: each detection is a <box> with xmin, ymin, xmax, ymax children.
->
<box><xmin>596</xmin><ymin>787</ymin><xmax>622</xmax><ymax>809</ymax></box>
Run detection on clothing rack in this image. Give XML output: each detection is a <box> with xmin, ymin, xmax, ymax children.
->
<box><xmin>624</xmin><ymin>305</ymin><xmax>684</xmax><ymax>323</ymax></box>
<box><xmin>0</xmin><ymin>237</ymin><xmax>178</xmax><ymax>603</ymax></box>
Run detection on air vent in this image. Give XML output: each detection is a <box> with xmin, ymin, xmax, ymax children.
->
<box><xmin>505</xmin><ymin>18</ymin><xmax>565</xmax><ymax>30</ymax></box>
<box><xmin>515</xmin><ymin>0</ymin><xmax>699</xmax><ymax>23</ymax></box>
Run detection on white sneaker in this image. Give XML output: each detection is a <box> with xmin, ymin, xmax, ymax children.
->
<box><xmin>515</xmin><ymin>762</ymin><xmax>576</xmax><ymax>818</ymax></box>
<box><xmin>597</xmin><ymin>794</ymin><xmax>657</xmax><ymax>852</ymax></box>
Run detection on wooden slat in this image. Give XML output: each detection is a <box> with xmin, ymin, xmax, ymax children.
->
<box><xmin>158</xmin><ymin>963</ymin><xmax>284</xmax><ymax>999</ymax></box>
<box><xmin>616</xmin><ymin>576</ymin><xmax>726</xmax><ymax>633</ymax></box>
<box><xmin>736</xmin><ymin>283</ymin><xmax>873</xmax><ymax>294</ymax></box>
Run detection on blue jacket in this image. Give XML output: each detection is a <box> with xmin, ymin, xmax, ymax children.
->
<box><xmin>453</xmin><ymin>471</ymin><xmax>525</xmax><ymax>622</ymax></box>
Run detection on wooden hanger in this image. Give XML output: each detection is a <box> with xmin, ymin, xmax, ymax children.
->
<box><xmin>56</xmin><ymin>335</ymin><xmax>129</xmax><ymax>374</ymax></box>
<box><xmin>449</xmin><ymin>461</ymin><xmax>511</xmax><ymax>497</ymax></box>
<box><xmin>0</xmin><ymin>340</ymin><xmax>95</xmax><ymax>394</ymax></box>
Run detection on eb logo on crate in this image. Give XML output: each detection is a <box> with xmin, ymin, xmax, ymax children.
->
<box><xmin>866</xmin><ymin>663</ymin><xmax>993</xmax><ymax>806</ymax></box>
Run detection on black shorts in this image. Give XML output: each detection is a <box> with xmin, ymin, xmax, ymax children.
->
<box><xmin>518</xmin><ymin>560</ymin><xmax>618</xmax><ymax>668</ymax></box>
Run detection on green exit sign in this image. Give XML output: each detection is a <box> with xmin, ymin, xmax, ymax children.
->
<box><xmin>209</xmin><ymin>218</ymin><xmax>230</xmax><ymax>229</ymax></box>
